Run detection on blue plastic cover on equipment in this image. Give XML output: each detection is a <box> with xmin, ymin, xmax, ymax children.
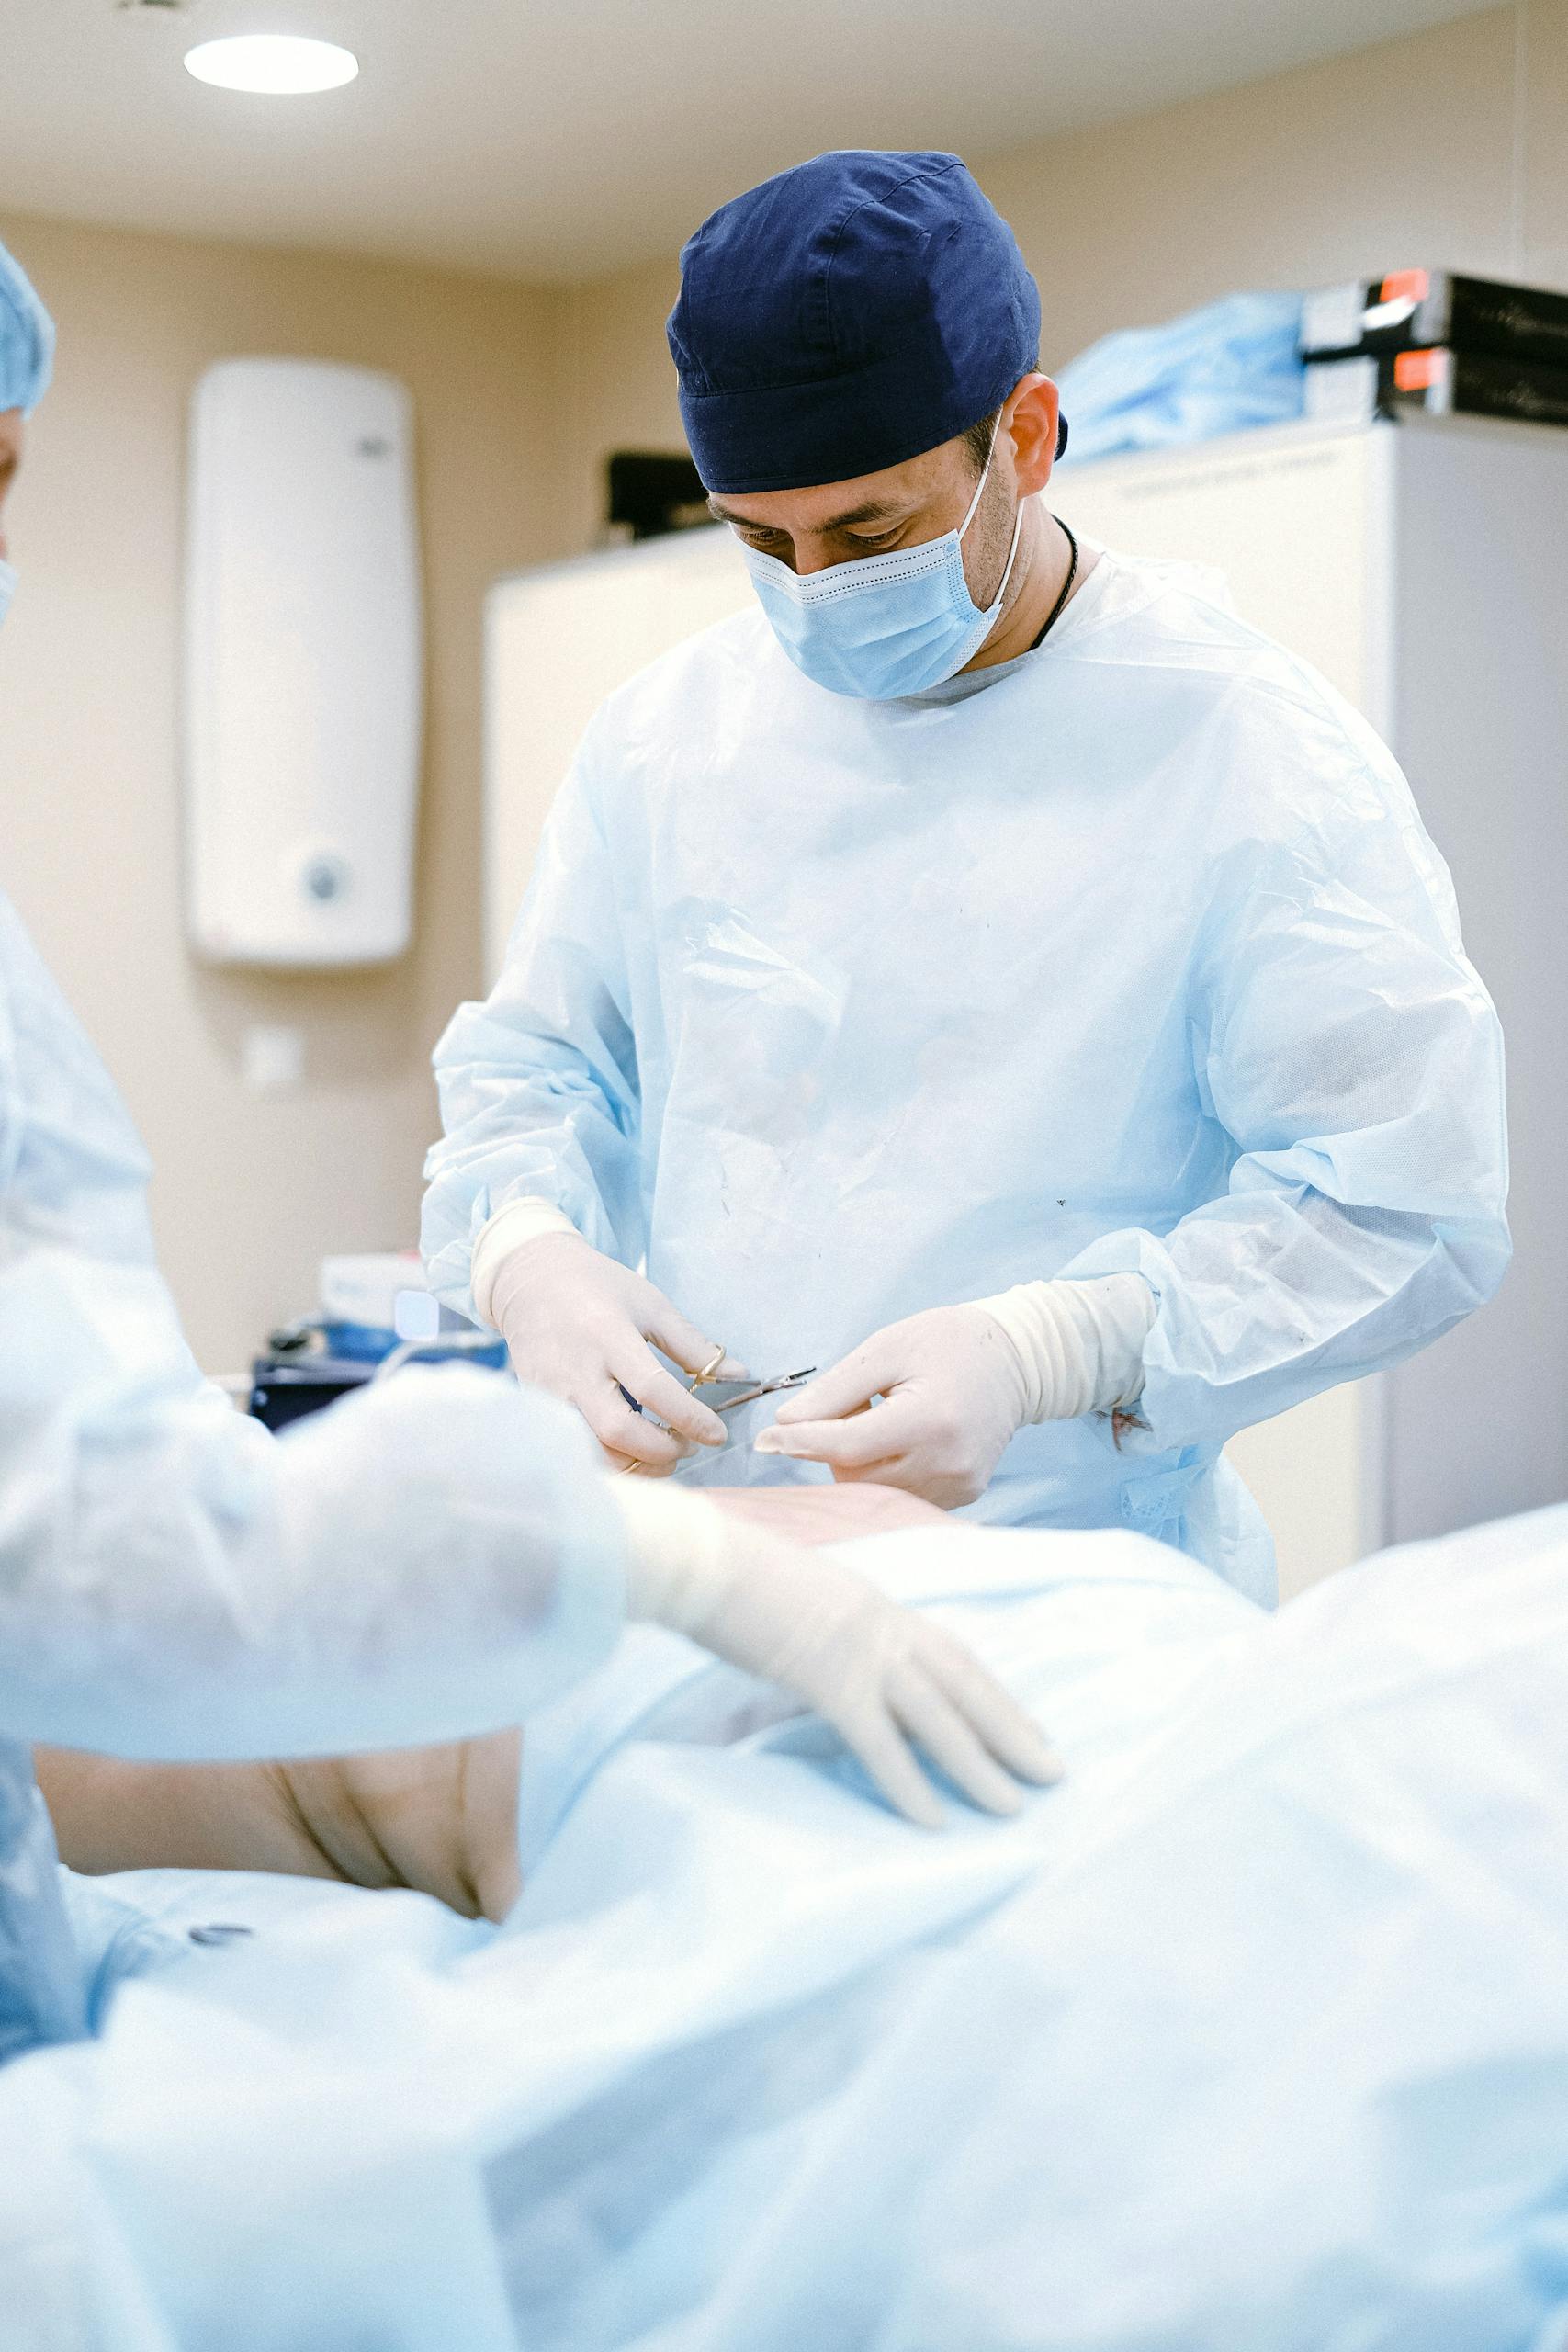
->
<box><xmin>1054</xmin><ymin>289</ymin><xmax>1305</xmax><ymax>466</ymax></box>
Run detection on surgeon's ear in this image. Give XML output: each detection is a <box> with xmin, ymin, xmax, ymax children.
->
<box><xmin>1002</xmin><ymin>376</ymin><xmax>1061</xmax><ymax>499</ymax></box>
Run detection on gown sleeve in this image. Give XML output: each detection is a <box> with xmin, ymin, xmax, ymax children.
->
<box><xmin>1057</xmin><ymin>756</ymin><xmax>1511</xmax><ymax>1453</ymax></box>
<box><xmin>422</xmin><ymin>718</ymin><xmax>645</xmax><ymax>1320</ymax></box>
<box><xmin>0</xmin><ymin>898</ymin><xmax>626</xmax><ymax>1762</ymax></box>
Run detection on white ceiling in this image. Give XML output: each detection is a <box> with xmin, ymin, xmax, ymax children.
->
<box><xmin>0</xmin><ymin>0</ymin><xmax>1491</xmax><ymax>283</ymax></box>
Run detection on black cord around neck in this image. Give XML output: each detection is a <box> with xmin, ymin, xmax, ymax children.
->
<box><xmin>1028</xmin><ymin>517</ymin><xmax>1079</xmax><ymax>652</ymax></box>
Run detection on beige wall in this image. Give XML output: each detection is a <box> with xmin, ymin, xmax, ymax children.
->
<box><xmin>980</xmin><ymin>2</ymin><xmax>1566</xmax><ymax>368</ymax></box>
<box><xmin>552</xmin><ymin>1</ymin><xmax>1568</xmax><ymax>532</ymax></box>
<box><xmin>0</xmin><ymin>211</ymin><xmax>564</xmax><ymax>1370</ymax></box>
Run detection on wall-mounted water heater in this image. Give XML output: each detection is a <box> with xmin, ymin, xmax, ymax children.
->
<box><xmin>185</xmin><ymin>358</ymin><xmax>423</xmax><ymax>967</ymax></box>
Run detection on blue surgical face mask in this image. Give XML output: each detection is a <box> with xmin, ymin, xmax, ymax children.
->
<box><xmin>0</xmin><ymin>557</ymin><xmax>15</xmax><ymax>629</ymax></box>
<box><xmin>739</xmin><ymin>431</ymin><xmax>1022</xmax><ymax>700</ymax></box>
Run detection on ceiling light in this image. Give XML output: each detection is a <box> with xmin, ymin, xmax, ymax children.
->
<box><xmin>183</xmin><ymin>34</ymin><xmax>359</xmax><ymax>95</ymax></box>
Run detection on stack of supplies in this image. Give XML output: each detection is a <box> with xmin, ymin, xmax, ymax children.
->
<box><xmin>1303</xmin><ymin>269</ymin><xmax>1568</xmax><ymax>430</ymax></box>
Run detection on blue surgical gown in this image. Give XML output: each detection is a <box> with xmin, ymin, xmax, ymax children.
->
<box><xmin>424</xmin><ymin>548</ymin><xmax>1509</xmax><ymax>1599</ymax></box>
<box><xmin>0</xmin><ymin>892</ymin><xmax>627</xmax><ymax>2064</ymax></box>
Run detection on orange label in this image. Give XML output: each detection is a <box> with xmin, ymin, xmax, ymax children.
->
<box><xmin>1381</xmin><ymin>268</ymin><xmax>1431</xmax><ymax>305</ymax></box>
<box><xmin>1394</xmin><ymin>348</ymin><xmax>1444</xmax><ymax>391</ymax></box>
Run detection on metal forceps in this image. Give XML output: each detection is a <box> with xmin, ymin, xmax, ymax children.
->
<box><xmin>617</xmin><ymin>1350</ymin><xmax>817</xmax><ymax>1475</ymax></box>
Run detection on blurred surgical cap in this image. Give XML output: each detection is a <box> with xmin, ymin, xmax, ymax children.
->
<box><xmin>0</xmin><ymin>237</ymin><xmax>55</xmax><ymax>416</ymax></box>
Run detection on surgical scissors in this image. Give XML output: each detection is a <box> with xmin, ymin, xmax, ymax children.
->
<box><xmin>708</xmin><ymin>1368</ymin><xmax>817</xmax><ymax>1414</ymax></box>
<box><xmin>617</xmin><ymin>1351</ymin><xmax>817</xmax><ymax>1474</ymax></box>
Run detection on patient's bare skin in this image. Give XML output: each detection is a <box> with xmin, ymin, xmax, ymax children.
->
<box><xmin>705</xmin><ymin>1483</ymin><xmax>948</xmax><ymax>1545</ymax></box>
<box><xmin>35</xmin><ymin>1732</ymin><xmax>524</xmax><ymax>1924</ymax></box>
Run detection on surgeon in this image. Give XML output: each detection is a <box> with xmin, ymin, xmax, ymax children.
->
<box><xmin>0</xmin><ymin>234</ymin><xmax>1054</xmax><ymax>2066</ymax></box>
<box><xmin>424</xmin><ymin>149</ymin><xmax>1509</xmax><ymax>1600</ymax></box>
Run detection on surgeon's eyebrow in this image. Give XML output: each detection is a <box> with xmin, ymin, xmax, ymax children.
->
<box><xmin>707</xmin><ymin>494</ymin><xmax>913</xmax><ymax>533</ymax></box>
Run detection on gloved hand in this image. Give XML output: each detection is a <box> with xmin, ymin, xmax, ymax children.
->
<box><xmin>487</xmin><ymin>1231</ymin><xmax>748</xmax><ymax>1476</ymax></box>
<box><xmin>755</xmin><ymin>1275</ymin><xmax>1156</xmax><ymax>1510</ymax></box>
<box><xmin>263</xmin><ymin>1731</ymin><xmax>525</xmax><ymax>1922</ymax></box>
<box><xmin>616</xmin><ymin>1482</ymin><xmax>1063</xmax><ymax>1828</ymax></box>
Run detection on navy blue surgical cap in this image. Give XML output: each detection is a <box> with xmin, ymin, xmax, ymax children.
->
<box><xmin>669</xmin><ymin>151</ymin><xmax>1046</xmax><ymax>494</ymax></box>
<box><xmin>0</xmin><ymin>236</ymin><xmax>55</xmax><ymax>417</ymax></box>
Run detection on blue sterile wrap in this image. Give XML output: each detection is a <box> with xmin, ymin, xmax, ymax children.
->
<box><xmin>1054</xmin><ymin>288</ymin><xmax>1306</xmax><ymax>467</ymax></box>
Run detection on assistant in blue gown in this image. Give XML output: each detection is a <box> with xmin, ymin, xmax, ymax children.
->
<box><xmin>0</xmin><ymin>237</ymin><xmax>624</xmax><ymax>2064</ymax></box>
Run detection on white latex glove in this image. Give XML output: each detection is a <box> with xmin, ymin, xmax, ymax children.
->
<box><xmin>755</xmin><ymin>1276</ymin><xmax>1156</xmax><ymax>1510</ymax></box>
<box><xmin>486</xmin><ymin>1230</ymin><xmax>748</xmax><ymax>1476</ymax></box>
<box><xmin>615</xmin><ymin>1482</ymin><xmax>1063</xmax><ymax>1828</ymax></box>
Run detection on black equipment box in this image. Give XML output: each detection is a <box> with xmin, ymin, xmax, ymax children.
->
<box><xmin>1303</xmin><ymin>269</ymin><xmax>1568</xmax><ymax>373</ymax></box>
<box><xmin>1305</xmin><ymin>344</ymin><xmax>1568</xmax><ymax>433</ymax></box>
<box><xmin>249</xmin><ymin>1352</ymin><xmax>374</xmax><ymax>1431</ymax></box>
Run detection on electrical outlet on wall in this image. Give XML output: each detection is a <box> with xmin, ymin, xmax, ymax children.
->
<box><xmin>241</xmin><ymin>1024</ymin><xmax>305</xmax><ymax>1094</ymax></box>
